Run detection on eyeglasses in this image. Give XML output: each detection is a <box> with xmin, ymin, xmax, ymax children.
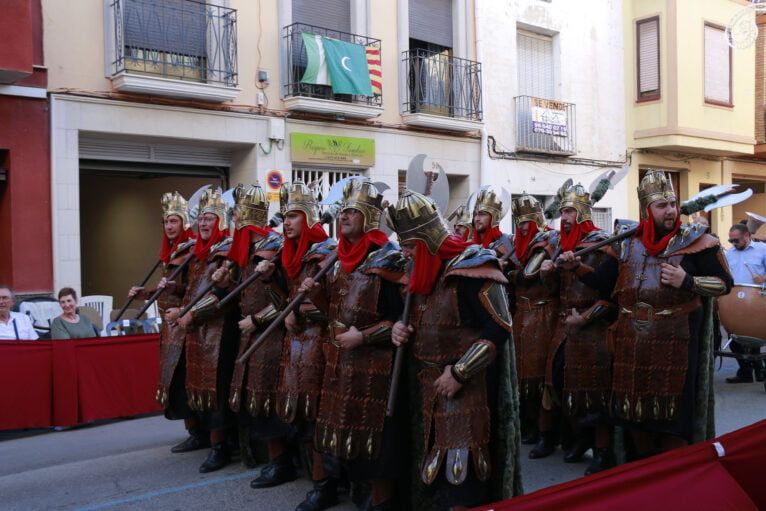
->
<box><xmin>728</xmin><ymin>238</ymin><xmax>741</xmax><ymax>244</ymax></box>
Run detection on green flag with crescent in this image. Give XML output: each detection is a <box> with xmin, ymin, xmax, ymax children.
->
<box><xmin>320</xmin><ymin>37</ymin><xmax>373</xmax><ymax>96</ymax></box>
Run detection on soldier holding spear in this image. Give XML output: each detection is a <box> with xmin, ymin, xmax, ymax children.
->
<box><xmin>252</xmin><ymin>181</ymin><xmax>339</xmax><ymax>511</ymax></box>
<box><xmin>127</xmin><ymin>192</ymin><xmax>200</xmax><ymax>453</ymax></box>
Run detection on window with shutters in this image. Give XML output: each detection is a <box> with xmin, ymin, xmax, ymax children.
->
<box><xmin>704</xmin><ymin>23</ymin><xmax>732</xmax><ymax>106</ymax></box>
<box><xmin>112</xmin><ymin>0</ymin><xmax>237</xmax><ymax>87</ymax></box>
<box><xmin>636</xmin><ymin>17</ymin><xmax>660</xmax><ymax>101</ymax></box>
<box><xmin>403</xmin><ymin>0</ymin><xmax>482</xmax><ymax>123</ymax></box>
<box><xmin>517</xmin><ymin>31</ymin><xmax>554</xmax><ymax>100</ymax></box>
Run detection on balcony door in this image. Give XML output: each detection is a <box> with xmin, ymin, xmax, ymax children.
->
<box><xmin>408</xmin><ymin>0</ymin><xmax>453</xmax><ymax>116</ymax></box>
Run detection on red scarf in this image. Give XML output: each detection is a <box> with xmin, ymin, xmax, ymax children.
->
<box><xmin>338</xmin><ymin>229</ymin><xmax>389</xmax><ymax>273</ymax></box>
<box><xmin>515</xmin><ymin>223</ymin><xmax>540</xmax><ymax>264</ymax></box>
<box><xmin>473</xmin><ymin>223</ymin><xmax>503</xmax><ymax>249</ymax></box>
<box><xmin>193</xmin><ymin>224</ymin><xmax>229</xmax><ymax>262</ymax></box>
<box><xmin>635</xmin><ymin>205</ymin><xmax>681</xmax><ymax>256</ymax></box>
<box><xmin>409</xmin><ymin>235</ymin><xmax>472</xmax><ymax>295</ymax></box>
<box><xmin>227</xmin><ymin>225</ymin><xmax>277</xmax><ymax>267</ymax></box>
<box><xmin>281</xmin><ymin>214</ymin><xmax>329</xmax><ymax>278</ymax></box>
<box><xmin>559</xmin><ymin>220</ymin><xmax>600</xmax><ymax>252</ymax></box>
<box><xmin>159</xmin><ymin>227</ymin><xmax>194</xmax><ymax>264</ymax></box>
<box><xmin>456</xmin><ymin>228</ymin><xmax>471</xmax><ymax>242</ymax></box>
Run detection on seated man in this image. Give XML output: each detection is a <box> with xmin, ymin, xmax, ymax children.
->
<box><xmin>0</xmin><ymin>286</ymin><xmax>39</xmax><ymax>340</ymax></box>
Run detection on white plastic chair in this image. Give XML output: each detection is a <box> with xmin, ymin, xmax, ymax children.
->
<box><xmin>18</xmin><ymin>300</ymin><xmax>63</xmax><ymax>336</ymax></box>
<box><xmin>79</xmin><ymin>295</ymin><xmax>113</xmax><ymax>335</ymax></box>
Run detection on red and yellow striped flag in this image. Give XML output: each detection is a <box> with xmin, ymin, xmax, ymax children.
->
<box><xmin>366</xmin><ymin>46</ymin><xmax>382</xmax><ymax>95</ymax></box>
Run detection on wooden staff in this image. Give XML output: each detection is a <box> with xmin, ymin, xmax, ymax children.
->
<box><xmin>114</xmin><ymin>259</ymin><xmax>162</xmax><ymax>321</ymax></box>
<box><xmin>216</xmin><ymin>254</ymin><xmax>281</xmax><ymax>309</ymax></box>
<box><xmin>386</xmin><ymin>290</ymin><xmax>413</xmax><ymax>417</ymax></box>
<box><xmin>136</xmin><ymin>252</ymin><xmax>195</xmax><ymax>317</ymax></box>
<box><xmin>177</xmin><ymin>260</ymin><xmax>238</xmax><ymax>318</ymax></box>
<box><xmin>236</xmin><ymin>252</ymin><xmax>338</xmax><ymax>365</ymax></box>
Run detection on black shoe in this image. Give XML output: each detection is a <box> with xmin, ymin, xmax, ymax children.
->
<box><xmin>170</xmin><ymin>428</ymin><xmax>210</xmax><ymax>453</ymax></box>
<box><xmin>585</xmin><ymin>447</ymin><xmax>615</xmax><ymax>475</ymax></box>
<box><xmin>199</xmin><ymin>442</ymin><xmax>230</xmax><ymax>473</ymax></box>
<box><xmin>250</xmin><ymin>454</ymin><xmax>297</xmax><ymax>488</ymax></box>
<box><xmin>528</xmin><ymin>431</ymin><xmax>557</xmax><ymax>459</ymax></box>
<box><xmin>563</xmin><ymin>436</ymin><xmax>592</xmax><ymax>463</ymax></box>
<box><xmin>726</xmin><ymin>375</ymin><xmax>754</xmax><ymax>384</ymax></box>
<box><xmin>521</xmin><ymin>430</ymin><xmax>540</xmax><ymax>445</ymax></box>
<box><xmin>755</xmin><ymin>368</ymin><xmax>765</xmax><ymax>382</ymax></box>
<box><xmin>295</xmin><ymin>478</ymin><xmax>339</xmax><ymax>511</ymax></box>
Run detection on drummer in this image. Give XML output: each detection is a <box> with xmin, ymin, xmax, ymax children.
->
<box><xmin>723</xmin><ymin>223</ymin><xmax>766</xmax><ymax>384</ymax></box>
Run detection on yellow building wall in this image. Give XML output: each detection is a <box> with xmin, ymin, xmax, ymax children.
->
<box><xmin>625</xmin><ymin>0</ymin><xmax>754</xmax><ymax>155</ymax></box>
<box><xmin>43</xmin><ymin>1</ymin><xmax>413</xmax><ymax>126</ymax></box>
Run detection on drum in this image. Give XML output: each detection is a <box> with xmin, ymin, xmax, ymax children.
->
<box><xmin>717</xmin><ymin>284</ymin><xmax>766</xmax><ymax>340</ymax></box>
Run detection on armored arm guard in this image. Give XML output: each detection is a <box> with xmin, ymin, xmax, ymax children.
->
<box><xmin>190</xmin><ymin>294</ymin><xmax>219</xmax><ymax>322</ymax></box>
<box><xmin>252</xmin><ymin>303</ymin><xmax>279</xmax><ymax>326</ymax></box>
<box><xmin>361</xmin><ymin>321</ymin><xmax>394</xmax><ymax>346</ymax></box>
<box><xmin>688</xmin><ymin>276</ymin><xmax>728</xmax><ymax>297</ymax></box>
<box><xmin>451</xmin><ymin>340</ymin><xmax>496</xmax><ymax>383</ymax></box>
<box><xmin>296</xmin><ymin>302</ymin><xmax>328</xmax><ymax>323</ymax></box>
<box><xmin>227</xmin><ymin>264</ymin><xmax>242</xmax><ymax>285</ymax></box>
<box><xmin>581</xmin><ymin>299</ymin><xmax>617</xmax><ymax>324</ymax></box>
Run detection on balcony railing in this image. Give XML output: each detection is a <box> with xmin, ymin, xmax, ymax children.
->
<box><xmin>111</xmin><ymin>0</ymin><xmax>237</xmax><ymax>87</ymax></box>
<box><xmin>283</xmin><ymin>23</ymin><xmax>382</xmax><ymax>108</ymax></box>
<box><xmin>402</xmin><ymin>49</ymin><xmax>482</xmax><ymax>122</ymax></box>
<box><xmin>514</xmin><ymin>96</ymin><xmax>576</xmax><ymax>156</ymax></box>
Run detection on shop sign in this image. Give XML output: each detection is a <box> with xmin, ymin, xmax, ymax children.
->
<box><xmin>290</xmin><ymin>132</ymin><xmax>374</xmax><ymax>167</ymax></box>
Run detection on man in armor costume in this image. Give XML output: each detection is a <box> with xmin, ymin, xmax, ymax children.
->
<box><xmin>256</xmin><ymin>181</ymin><xmax>338</xmax><ymax>511</ymax></box>
<box><xmin>209</xmin><ymin>184</ymin><xmax>295</xmax><ymax>486</ymax></box>
<box><xmin>128</xmin><ymin>192</ymin><xmax>202</xmax><ymax>452</ymax></box>
<box><xmin>472</xmin><ymin>187</ymin><xmax>509</xmax><ymax>255</ymax></box>
<box><xmin>451</xmin><ymin>203</ymin><xmax>473</xmax><ymax>241</ymax></box>
<box><xmin>540</xmin><ymin>182</ymin><xmax>617</xmax><ymax>474</ymax></box>
<box><xmin>560</xmin><ymin>170</ymin><xmax>732</xmax><ymax>458</ymax></box>
<box><xmin>299</xmin><ymin>178</ymin><xmax>406</xmax><ymax>510</ymax></box>
<box><xmin>511</xmin><ymin>196</ymin><xmax>562</xmax><ymax>459</ymax></box>
<box><xmin>166</xmin><ymin>188</ymin><xmax>239</xmax><ymax>473</ymax></box>
<box><xmin>389</xmin><ymin>189</ymin><xmax>521</xmax><ymax>511</ymax></box>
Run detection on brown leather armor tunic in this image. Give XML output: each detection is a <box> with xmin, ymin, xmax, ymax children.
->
<box><xmin>556</xmin><ymin>233</ymin><xmax>613</xmax><ymax>417</ymax></box>
<box><xmin>229</xmin><ymin>234</ymin><xmax>285</xmax><ymax>417</ymax></box>
<box><xmin>314</xmin><ymin>248</ymin><xmax>403</xmax><ymax>461</ymax></box>
<box><xmin>513</xmin><ymin>233</ymin><xmax>561</xmax><ymax>402</ymax></box>
<box><xmin>409</xmin><ymin>256</ymin><xmax>508</xmax><ymax>486</ymax></box>
<box><xmin>156</xmin><ymin>242</ymin><xmax>193</xmax><ymax>409</ymax></box>
<box><xmin>183</xmin><ymin>242</ymin><xmax>233</xmax><ymax>412</ymax></box>
<box><xmin>277</xmin><ymin>243</ymin><xmax>333</xmax><ymax>424</ymax></box>
<box><xmin>611</xmin><ymin>237</ymin><xmax>701</xmax><ymax>423</ymax></box>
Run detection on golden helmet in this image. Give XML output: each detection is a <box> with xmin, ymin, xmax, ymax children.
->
<box><xmin>387</xmin><ymin>189</ymin><xmax>451</xmax><ymax>255</ymax></box>
<box><xmin>161</xmin><ymin>191</ymin><xmax>190</xmax><ymax>229</ymax></box>
<box><xmin>279</xmin><ymin>180</ymin><xmax>321</xmax><ymax>227</ymax></box>
<box><xmin>558</xmin><ymin>181</ymin><xmax>593</xmax><ymax>224</ymax></box>
<box><xmin>511</xmin><ymin>192</ymin><xmax>546</xmax><ymax>230</ymax></box>
<box><xmin>340</xmin><ymin>178</ymin><xmax>384</xmax><ymax>233</ymax></box>
<box><xmin>198</xmin><ymin>188</ymin><xmax>229</xmax><ymax>231</ymax></box>
<box><xmin>233</xmin><ymin>182</ymin><xmax>269</xmax><ymax>229</ymax></box>
<box><xmin>472</xmin><ymin>187</ymin><xmax>505</xmax><ymax>227</ymax></box>
<box><xmin>452</xmin><ymin>204</ymin><xmax>473</xmax><ymax>231</ymax></box>
<box><xmin>638</xmin><ymin>170</ymin><xmax>676</xmax><ymax>220</ymax></box>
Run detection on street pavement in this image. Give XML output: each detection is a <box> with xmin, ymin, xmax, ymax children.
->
<box><xmin>2</xmin><ymin>357</ymin><xmax>764</xmax><ymax>511</ymax></box>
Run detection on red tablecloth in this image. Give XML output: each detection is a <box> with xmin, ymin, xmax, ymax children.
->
<box><xmin>0</xmin><ymin>334</ymin><xmax>161</xmax><ymax>430</ymax></box>
<box><xmin>474</xmin><ymin>419</ymin><xmax>766</xmax><ymax>511</ymax></box>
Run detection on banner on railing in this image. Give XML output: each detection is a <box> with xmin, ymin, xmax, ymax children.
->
<box><xmin>531</xmin><ymin>97</ymin><xmax>568</xmax><ymax>137</ymax></box>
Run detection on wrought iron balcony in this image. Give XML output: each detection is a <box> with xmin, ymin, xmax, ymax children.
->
<box><xmin>402</xmin><ymin>49</ymin><xmax>482</xmax><ymax>129</ymax></box>
<box><xmin>283</xmin><ymin>23</ymin><xmax>382</xmax><ymax>117</ymax></box>
<box><xmin>514</xmin><ymin>96</ymin><xmax>576</xmax><ymax>156</ymax></box>
<box><xmin>110</xmin><ymin>0</ymin><xmax>238</xmax><ymax>100</ymax></box>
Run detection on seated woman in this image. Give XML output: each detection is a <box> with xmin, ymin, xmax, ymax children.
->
<box><xmin>51</xmin><ymin>287</ymin><xmax>99</xmax><ymax>339</ymax></box>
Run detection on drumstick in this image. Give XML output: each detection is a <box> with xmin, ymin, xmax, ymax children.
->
<box><xmin>743</xmin><ymin>262</ymin><xmax>759</xmax><ymax>282</ymax></box>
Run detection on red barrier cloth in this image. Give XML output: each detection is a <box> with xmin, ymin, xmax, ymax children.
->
<box><xmin>0</xmin><ymin>341</ymin><xmax>53</xmax><ymax>429</ymax></box>
<box><xmin>473</xmin><ymin>420</ymin><xmax>766</xmax><ymax>511</ymax></box>
<box><xmin>0</xmin><ymin>334</ymin><xmax>161</xmax><ymax>430</ymax></box>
